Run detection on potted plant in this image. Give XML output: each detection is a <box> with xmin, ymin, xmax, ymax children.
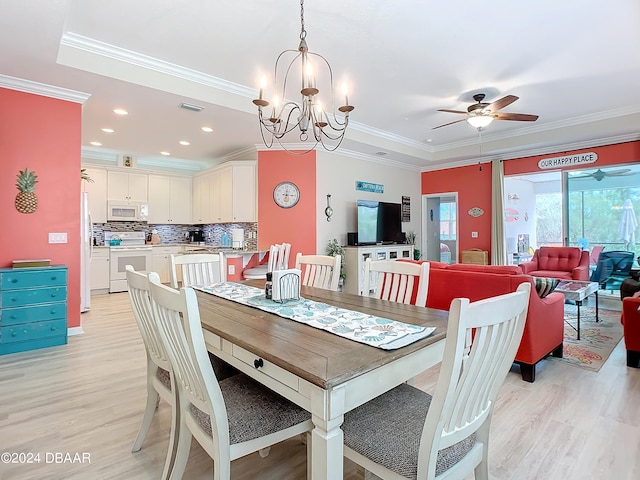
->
<box><xmin>326</xmin><ymin>238</ymin><xmax>346</xmax><ymax>284</ymax></box>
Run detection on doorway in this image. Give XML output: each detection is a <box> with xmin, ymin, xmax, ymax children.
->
<box><xmin>422</xmin><ymin>193</ymin><xmax>458</xmax><ymax>264</ymax></box>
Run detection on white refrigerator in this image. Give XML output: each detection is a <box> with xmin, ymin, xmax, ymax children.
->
<box><xmin>80</xmin><ymin>191</ymin><xmax>92</xmax><ymax>312</ymax></box>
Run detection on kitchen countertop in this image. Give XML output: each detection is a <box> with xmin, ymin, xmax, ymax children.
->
<box><xmin>94</xmin><ymin>243</ymin><xmax>264</xmax><ymax>254</ymax></box>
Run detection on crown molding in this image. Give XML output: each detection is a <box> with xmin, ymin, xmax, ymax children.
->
<box><xmin>60</xmin><ymin>32</ymin><xmax>254</xmax><ymax>98</ymax></box>
<box><xmin>0</xmin><ymin>74</ymin><xmax>90</xmax><ymax>103</ymax></box>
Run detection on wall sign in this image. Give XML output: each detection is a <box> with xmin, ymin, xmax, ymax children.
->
<box><xmin>468</xmin><ymin>207</ymin><xmax>484</xmax><ymax>217</ymax></box>
<box><xmin>355</xmin><ymin>181</ymin><xmax>384</xmax><ymax>193</ymax></box>
<box><xmin>402</xmin><ymin>196</ymin><xmax>410</xmax><ymax>222</ymax></box>
<box><xmin>538</xmin><ymin>152</ymin><xmax>597</xmax><ymax>170</ymax></box>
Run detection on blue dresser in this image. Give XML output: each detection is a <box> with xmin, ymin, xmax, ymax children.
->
<box><xmin>0</xmin><ymin>266</ymin><xmax>68</xmax><ymax>355</ymax></box>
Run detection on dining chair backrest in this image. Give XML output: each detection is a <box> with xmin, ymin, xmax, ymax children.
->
<box><xmin>169</xmin><ymin>253</ymin><xmax>226</xmax><ymax>289</ymax></box>
<box><xmin>417</xmin><ymin>282</ymin><xmax>530</xmax><ymax>478</ymax></box>
<box><xmin>268</xmin><ymin>243</ymin><xmax>291</xmax><ymax>272</ymax></box>
<box><xmin>147</xmin><ymin>275</ymin><xmax>312</xmax><ymax>479</ymax></box>
<box><xmin>341</xmin><ymin>283</ymin><xmax>530</xmax><ymax>480</ymax></box>
<box><xmin>125</xmin><ymin>265</ymin><xmax>177</xmax><ymax>480</ymax></box>
<box><xmin>126</xmin><ymin>265</ymin><xmax>171</xmax><ymax>378</ymax></box>
<box><xmin>294</xmin><ymin>253</ymin><xmax>341</xmax><ymax>291</ymax></box>
<box><xmin>363</xmin><ymin>258</ymin><xmax>430</xmax><ymax>307</ymax></box>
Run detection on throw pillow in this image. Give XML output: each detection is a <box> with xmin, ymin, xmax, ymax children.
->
<box><xmin>534</xmin><ymin>277</ymin><xmax>559</xmax><ymax>298</ymax></box>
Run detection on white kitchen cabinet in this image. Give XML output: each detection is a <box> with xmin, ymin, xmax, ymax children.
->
<box><xmin>230</xmin><ymin>162</ymin><xmax>256</xmax><ymax>222</ymax></box>
<box><xmin>343</xmin><ymin>244</ymin><xmax>414</xmax><ymax>296</ymax></box>
<box><xmin>148</xmin><ymin>174</ymin><xmax>192</xmax><ymax>224</ymax></box>
<box><xmin>192</xmin><ymin>173</ymin><xmax>211</xmax><ymax>224</ymax></box>
<box><xmin>210</xmin><ymin>168</ymin><xmax>232</xmax><ymax>223</ymax></box>
<box><xmin>90</xmin><ymin>248</ymin><xmax>110</xmax><ymax>292</ymax></box>
<box><xmin>152</xmin><ymin>246</ymin><xmax>182</xmax><ymax>284</ymax></box>
<box><xmin>107</xmin><ymin>171</ymin><xmax>148</xmax><ymax>203</ymax></box>
<box><xmin>82</xmin><ymin>166</ymin><xmax>108</xmax><ymax>223</ymax></box>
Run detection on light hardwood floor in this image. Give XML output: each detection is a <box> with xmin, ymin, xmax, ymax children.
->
<box><xmin>0</xmin><ymin>292</ymin><xmax>638</xmax><ymax>480</ymax></box>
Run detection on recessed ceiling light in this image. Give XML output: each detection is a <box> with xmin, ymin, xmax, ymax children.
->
<box><xmin>101</xmin><ymin>128</ymin><xmax>114</xmax><ymax>133</ymax></box>
<box><xmin>160</xmin><ymin>151</ymin><xmax>171</xmax><ymax>156</ymax></box>
<box><xmin>113</xmin><ymin>108</ymin><xmax>128</xmax><ymax>115</ymax></box>
<box><xmin>201</xmin><ymin>126</ymin><xmax>213</xmax><ymax>133</ymax></box>
<box><xmin>90</xmin><ymin>141</ymin><xmax>102</xmax><ymax>146</ymax></box>
<box><xmin>179</xmin><ymin>140</ymin><xmax>190</xmax><ymax>146</ymax></box>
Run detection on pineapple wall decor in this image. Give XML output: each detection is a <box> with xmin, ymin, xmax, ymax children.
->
<box><xmin>15</xmin><ymin>168</ymin><xmax>39</xmax><ymax>214</ymax></box>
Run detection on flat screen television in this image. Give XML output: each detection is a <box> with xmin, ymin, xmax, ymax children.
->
<box><xmin>357</xmin><ymin>200</ymin><xmax>403</xmax><ymax>245</ymax></box>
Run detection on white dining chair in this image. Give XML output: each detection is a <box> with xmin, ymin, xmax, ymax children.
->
<box><xmin>341</xmin><ymin>282</ymin><xmax>531</xmax><ymax>480</ymax></box>
<box><xmin>243</xmin><ymin>243</ymin><xmax>291</xmax><ymax>280</ymax></box>
<box><xmin>363</xmin><ymin>258</ymin><xmax>430</xmax><ymax>307</ymax></box>
<box><xmin>147</xmin><ymin>275</ymin><xmax>313</xmax><ymax>480</ymax></box>
<box><xmin>294</xmin><ymin>252</ymin><xmax>341</xmax><ymax>291</ymax></box>
<box><xmin>126</xmin><ymin>265</ymin><xmax>177</xmax><ymax>480</ymax></box>
<box><xmin>169</xmin><ymin>253</ymin><xmax>226</xmax><ymax>289</ymax></box>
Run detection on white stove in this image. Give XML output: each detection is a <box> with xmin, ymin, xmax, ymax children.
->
<box><xmin>104</xmin><ymin>232</ymin><xmax>153</xmax><ymax>293</ymax></box>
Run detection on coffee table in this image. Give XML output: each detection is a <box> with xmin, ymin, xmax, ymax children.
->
<box><xmin>554</xmin><ymin>280</ymin><xmax>599</xmax><ymax>340</ymax></box>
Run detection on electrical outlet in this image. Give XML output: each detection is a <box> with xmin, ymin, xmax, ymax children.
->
<box><xmin>49</xmin><ymin>232</ymin><xmax>68</xmax><ymax>244</ymax></box>
<box><xmin>228</xmin><ymin>265</ymin><xmax>235</xmax><ymax>275</ymax></box>
<box><xmin>471</xmin><ymin>232</ymin><xmax>478</xmax><ymax>238</ymax></box>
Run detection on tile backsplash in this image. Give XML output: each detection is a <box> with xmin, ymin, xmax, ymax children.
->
<box><xmin>92</xmin><ymin>222</ymin><xmax>258</xmax><ymax>249</ymax></box>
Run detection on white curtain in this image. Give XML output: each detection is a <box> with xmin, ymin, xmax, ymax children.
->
<box><xmin>491</xmin><ymin>158</ymin><xmax>507</xmax><ymax>265</ymax></box>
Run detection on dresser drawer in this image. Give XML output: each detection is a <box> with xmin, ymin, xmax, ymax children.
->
<box><xmin>0</xmin><ymin>302</ymin><xmax>67</xmax><ymax>326</ymax></box>
<box><xmin>0</xmin><ymin>268</ymin><xmax>67</xmax><ymax>290</ymax></box>
<box><xmin>0</xmin><ymin>318</ymin><xmax>67</xmax><ymax>344</ymax></box>
<box><xmin>1</xmin><ymin>287</ymin><xmax>67</xmax><ymax>308</ymax></box>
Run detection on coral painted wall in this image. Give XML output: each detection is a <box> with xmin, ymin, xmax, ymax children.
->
<box><xmin>421</xmin><ymin>163</ymin><xmax>493</xmax><ymax>261</ymax></box>
<box><xmin>0</xmin><ymin>88</ymin><xmax>82</xmax><ymax>329</ymax></box>
<box><xmin>257</xmin><ymin>150</ymin><xmax>316</xmax><ymax>267</ymax></box>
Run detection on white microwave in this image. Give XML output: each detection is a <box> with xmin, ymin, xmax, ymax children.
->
<box><xmin>107</xmin><ymin>202</ymin><xmax>148</xmax><ymax>222</ymax></box>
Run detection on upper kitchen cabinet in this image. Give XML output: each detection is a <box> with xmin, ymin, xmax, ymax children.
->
<box><xmin>229</xmin><ymin>162</ymin><xmax>256</xmax><ymax>223</ymax></box>
<box><xmin>107</xmin><ymin>171</ymin><xmax>148</xmax><ymax>203</ymax></box>
<box><xmin>81</xmin><ymin>166</ymin><xmax>107</xmax><ymax>223</ymax></box>
<box><xmin>211</xmin><ymin>161</ymin><xmax>256</xmax><ymax>223</ymax></box>
<box><xmin>148</xmin><ymin>175</ymin><xmax>192</xmax><ymax>224</ymax></box>
<box><xmin>192</xmin><ymin>173</ymin><xmax>211</xmax><ymax>224</ymax></box>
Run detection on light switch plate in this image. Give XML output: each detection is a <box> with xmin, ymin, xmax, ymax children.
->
<box><xmin>49</xmin><ymin>232</ymin><xmax>68</xmax><ymax>244</ymax></box>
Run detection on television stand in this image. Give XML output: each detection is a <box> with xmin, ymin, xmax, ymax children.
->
<box><xmin>343</xmin><ymin>244</ymin><xmax>415</xmax><ymax>296</ymax></box>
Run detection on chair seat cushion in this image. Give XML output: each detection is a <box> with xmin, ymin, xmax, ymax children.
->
<box><xmin>156</xmin><ymin>367</ymin><xmax>171</xmax><ymax>390</ymax></box>
<box><xmin>190</xmin><ymin>374</ymin><xmax>311</xmax><ymax>444</ymax></box>
<box><xmin>342</xmin><ymin>383</ymin><xmax>476</xmax><ymax>479</ymax></box>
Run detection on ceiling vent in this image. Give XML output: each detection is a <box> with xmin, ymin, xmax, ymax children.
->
<box><xmin>374</xmin><ymin>151</ymin><xmax>388</xmax><ymax>156</ymax></box>
<box><xmin>180</xmin><ymin>102</ymin><xmax>204</xmax><ymax>112</ymax></box>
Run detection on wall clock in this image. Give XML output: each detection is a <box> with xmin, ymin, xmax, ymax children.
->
<box><xmin>273</xmin><ymin>181</ymin><xmax>300</xmax><ymax>208</ymax></box>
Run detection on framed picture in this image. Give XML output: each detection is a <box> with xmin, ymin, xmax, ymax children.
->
<box><xmin>118</xmin><ymin>155</ymin><xmax>136</xmax><ymax>168</ymax></box>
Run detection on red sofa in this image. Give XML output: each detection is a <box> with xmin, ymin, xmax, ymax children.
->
<box><xmin>621</xmin><ymin>295</ymin><xmax>640</xmax><ymax>368</ymax></box>
<box><xmin>404</xmin><ymin>261</ymin><xmax>565</xmax><ymax>382</ymax></box>
<box><xmin>519</xmin><ymin>246</ymin><xmax>590</xmax><ymax>281</ymax></box>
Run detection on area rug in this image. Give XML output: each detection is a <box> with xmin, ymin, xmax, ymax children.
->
<box><xmin>550</xmin><ymin>305</ymin><xmax>623</xmax><ymax>372</ymax></box>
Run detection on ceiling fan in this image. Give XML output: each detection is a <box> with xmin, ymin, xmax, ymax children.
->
<box><xmin>569</xmin><ymin>168</ymin><xmax>633</xmax><ymax>181</ymax></box>
<box><xmin>432</xmin><ymin>93</ymin><xmax>539</xmax><ymax>130</ymax></box>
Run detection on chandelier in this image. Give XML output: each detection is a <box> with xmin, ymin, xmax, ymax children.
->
<box><xmin>253</xmin><ymin>0</ymin><xmax>354</xmax><ymax>153</ymax></box>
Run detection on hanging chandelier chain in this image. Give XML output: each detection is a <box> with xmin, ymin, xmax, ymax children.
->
<box><xmin>299</xmin><ymin>0</ymin><xmax>306</xmax><ymax>40</ymax></box>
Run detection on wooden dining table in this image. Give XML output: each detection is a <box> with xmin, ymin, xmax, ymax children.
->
<box><xmin>196</xmin><ymin>281</ymin><xmax>448</xmax><ymax>480</ymax></box>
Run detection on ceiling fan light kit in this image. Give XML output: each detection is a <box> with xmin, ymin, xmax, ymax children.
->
<box><xmin>253</xmin><ymin>0</ymin><xmax>354</xmax><ymax>153</ymax></box>
<box><xmin>434</xmin><ymin>93</ymin><xmax>539</xmax><ymax>131</ymax></box>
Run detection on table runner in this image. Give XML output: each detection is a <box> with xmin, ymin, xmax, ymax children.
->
<box><xmin>194</xmin><ymin>282</ymin><xmax>435</xmax><ymax>350</ymax></box>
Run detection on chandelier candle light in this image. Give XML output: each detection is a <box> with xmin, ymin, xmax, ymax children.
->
<box><xmin>253</xmin><ymin>0</ymin><xmax>354</xmax><ymax>153</ymax></box>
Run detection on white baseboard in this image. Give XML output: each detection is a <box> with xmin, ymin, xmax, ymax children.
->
<box><xmin>68</xmin><ymin>326</ymin><xmax>85</xmax><ymax>336</ymax></box>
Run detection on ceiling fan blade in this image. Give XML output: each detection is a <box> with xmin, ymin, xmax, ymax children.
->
<box><xmin>486</xmin><ymin>95</ymin><xmax>518</xmax><ymax>113</ymax></box>
<box><xmin>607</xmin><ymin>168</ymin><xmax>632</xmax><ymax>176</ymax></box>
<box><xmin>432</xmin><ymin>118</ymin><xmax>468</xmax><ymax>130</ymax></box>
<box><xmin>437</xmin><ymin>109</ymin><xmax>468</xmax><ymax>115</ymax></box>
<box><xmin>494</xmin><ymin>112</ymin><xmax>539</xmax><ymax>122</ymax></box>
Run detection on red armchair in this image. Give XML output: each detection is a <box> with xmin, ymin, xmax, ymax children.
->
<box><xmin>621</xmin><ymin>294</ymin><xmax>640</xmax><ymax>368</ymax></box>
<box><xmin>519</xmin><ymin>246</ymin><xmax>590</xmax><ymax>281</ymax></box>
